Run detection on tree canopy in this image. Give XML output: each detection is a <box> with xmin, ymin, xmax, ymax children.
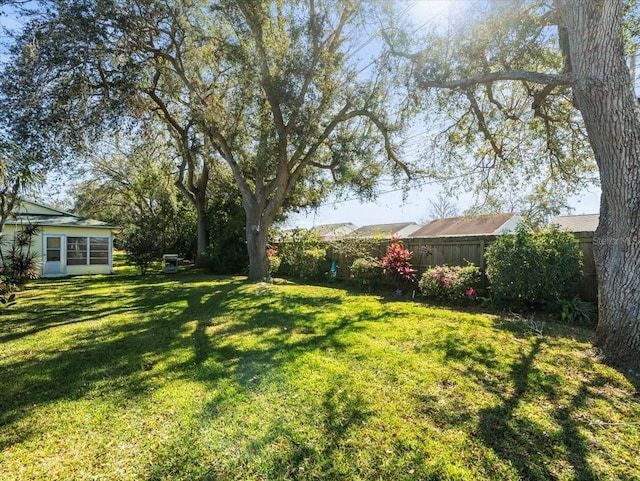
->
<box><xmin>390</xmin><ymin>0</ymin><xmax>640</xmax><ymax>370</ymax></box>
<box><xmin>386</xmin><ymin>0</ymin><xmax>599</xmax><ymax>213</ymax></box>
<box><xmin>0</xmin><ymin>139</ymin><xmax>42</xmax><ymax>233</ymax></box>
<box><xmin>1</xmin><ymin>0</ymin><xmax>413</xmax><ymax>279</ymax></box>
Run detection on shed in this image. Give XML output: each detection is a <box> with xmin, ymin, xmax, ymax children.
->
<box><xmin>2</xmin><ymin>200</ymin><xmax>119</xmax><ymax>278</ymax></box>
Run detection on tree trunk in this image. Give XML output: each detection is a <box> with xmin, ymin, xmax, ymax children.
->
<box><xmin>560</xmin><ymin>0</ymin><xmax>640</xmax><ymax>371</ymax></box>
<box><xmin>195</xmin><ymin>200</ymin><xmax>208</xmax><ymax>257</ymax></box>
<box><xmin>244</xmin><ymin>204</ymin><xmax>270</xmax><ymax>282</ymax></box>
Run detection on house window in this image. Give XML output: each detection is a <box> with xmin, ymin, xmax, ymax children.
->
<box><xmin>90</xmin><ymin>237</ymin><xmax>109</xmax><ymax>265</ymax></box>
<box><xmin>67</xmin><ymin>237</ymin><xmax>88</xmax><ymax>265</ymax></box>
<box><xmin>66</xmin><ymin>236</ymin><xmax>110</xmax><ymax>265</ymax></box>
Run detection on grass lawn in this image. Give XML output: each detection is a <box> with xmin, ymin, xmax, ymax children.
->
<box><xmin>1</xmin><ymin>269</ymin><xmax>638</xmax><ymax>480</ymax></box>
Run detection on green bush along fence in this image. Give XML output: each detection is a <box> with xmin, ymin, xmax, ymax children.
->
<box><xmin>325</xmin><ymin>232</ymin><xmax>598</xmax><ymax>302</ymax></box>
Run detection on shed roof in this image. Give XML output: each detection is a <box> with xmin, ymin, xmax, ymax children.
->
<box><xmin>549</xmin><ymin>214</ymin><xmax>599</xmax><ymax>232</ymax></box>
<box><xmin>351</xmin><ymin>222</ymin><xmax>419</xmax><ymax>238</ymax></box>
<box><xmin>411</xmin><ymin>213</ymin><xmax>519</xmax><ymax>237</ymax></box>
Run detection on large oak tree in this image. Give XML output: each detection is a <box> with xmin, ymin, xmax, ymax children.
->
<box><xmin>393</xmin><ymin>0</ymin><xmax>640</xmax><ymax>370</ymax></box>
<box><xmin>2</xmin><ymin>0</ymin><xmax>410</xmax><ymax>280</ymax></box>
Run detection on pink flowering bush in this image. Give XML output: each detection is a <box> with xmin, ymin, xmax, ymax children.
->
<box><xmin>419</xmin><ymin>264</ymin><xmax>482</xmax><ymax>303</ymax></box>
<box><xmin>266</xmin><ymin>242</ymin><xmax>280</xmax><ymax>277</ymax></box>
<box><xmin>381</xmin><ymin>234</ymin><xmax>417</xmax><ymax>290</ymax></box>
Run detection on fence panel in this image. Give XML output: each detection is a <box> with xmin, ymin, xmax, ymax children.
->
<box><xmin>322</xmin><ymin>232</ymin><xmax>597</xmax><ymax>302</ymax></box>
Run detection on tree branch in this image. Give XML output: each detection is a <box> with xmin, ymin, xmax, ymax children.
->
<box><xmin>464</xmin><ymin>89</ymin><xmax>505</xmax><ymax>161</ymax></box>
<box><xmin>416</xmin><ymin>70</ymin><xmax>572</xmax><ymax>90</ymax></box>
<box><xmin>285</xmin><ymin>105</ymin><xmax>411</xmax><ymax>201</ymax></box>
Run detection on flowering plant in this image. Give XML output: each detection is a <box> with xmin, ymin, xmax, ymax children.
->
<box><xmin>266</xmin><ymin>242</ymin><xmax>280</xmax><ymax>276</ymax></box>
<box><xmin>381</xmin><ymin>234</ymin><xmax>417</xmax><ymax>290</ymax></box>
<box><xmin>419</xmin><ymin>264</ymin><xmax>481</xmax><ymax>303</ymax></box>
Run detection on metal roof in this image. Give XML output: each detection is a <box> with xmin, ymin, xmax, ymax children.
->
<box><xmin>4</xmin><ymin>198</ymin><xmax>119</xmax><ymax>231</ymax></box>
<box><xmin>6</xmin><ymin>214</ymin><xmax>120</xmax><ymax>230</ymax></box>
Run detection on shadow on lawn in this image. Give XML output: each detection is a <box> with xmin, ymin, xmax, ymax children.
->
<box><xmin>0</xmin><ymin>273</ymin><xmax>194</xmax><ymax>343</ymax></box>
<box><xmin>475</xmin><ymin>337</ymin><xmax>609</xmax><ymax>480</ymax></box>
<box><xmin>415</xmin><ymin>325</ymin><xmax>634</xmax><ymax>481</ymax></box>
<box><xmin>0</xmin><ymin>275</ymin><xmax>365</xmax><ymax>455</ymax></box>
<box><xmin>147</xmin><ymin>373</ymin><xmax>373</xmax><ymax>481</ymax></box>
<box><xmin>0</xmin><ymin>276</ymin><xmax>240</xmax><ymax>422</ymax></box>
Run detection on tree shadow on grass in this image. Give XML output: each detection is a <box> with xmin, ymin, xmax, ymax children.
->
<box><xmin>139</xmin><ymin>284</ymin><xmax>388</xmax><ymax>480</ymax></box>
<box><xmin>0</xmin><ymin>277</ymin><xmax>366</xmax><ymax>460</ymax></box>
<box><xmin>185</xmin><ymin>284</ymin><xmax>371</xmax><ymax>388</ymax></box>
<box><xmin>408</xmin><ymin>311</ymin><xmax>640</xmax><ymax>481</ymax></box>
<box><xmin>0</xmin><ymin>272</ymin><xmax>204</xmax><ymax>343</ymax></box>
<box><xmin>146</xmin><ymin>374</ymin><xmax>373</xmax><ymax>481</ymax></box>
<box><xmin>0</xmin><ymin>276</ymin><xmax>247</xmax><ymax>445</ymax></box>
<box><xmin>475</xmin><ymin>338</ymin><xmax>599</xmax><ymax>480</ymax></box>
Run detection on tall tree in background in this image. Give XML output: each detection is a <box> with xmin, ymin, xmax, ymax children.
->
<box><xmin>391</xmin><ymin>0</ymin><xmax>640</xmax><ymax>370</ymax></box>
<box><xmin>72</xmin><ymin>133</ymin><xmax>199</xmax><ymax>259</ymax></box>
<box><xmin>2</xmin><ymin>0</ymin><xmax>410</xmax><ymax>280</ymax></box>
<box><xmin>423</xmin><ymin>191</ymin><xmax>459</xmax><ymax>222</ymax></box>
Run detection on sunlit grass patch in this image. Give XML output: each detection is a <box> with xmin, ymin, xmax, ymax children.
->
<box><xmin>1</xmin><ymin>272</ymin><xmax>638</xmax><ymax>480</ymax></box>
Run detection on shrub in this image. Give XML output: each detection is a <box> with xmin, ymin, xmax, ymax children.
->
<box><xmin>0</xmin><ymin>270</ymin><xmax>17</xmax><ymax>295</ymax></box>
<box><xmin>485</xmin><ymin>223</ymin><xmax>584</xmax><ymax>307</ymax></box>
<box><xmin>202</xmin><ymin>191</ymin><xmax>248</xmax><ymax>273</ymax></box>
<box><xmin>381</xmin><ymin>234</ymin><xmax>417</xmax><ymax>290</ymax></box>
<box><xmin>196</xmin><ymin>244</ymin><xmax>249</xmax><ymax>275</ymax></box>
<box><xmin>122</xmin><ymin>225</ymin><xmax>161</xmax><ymax>275</ymax></box>
<box><xmin>267</xmin><ymin>242</ymin><xmax>280</xmax><ymax>277</ymax></box>
<box><xmin>330</xmin><ymin>236</ymin><xmax>382</xmax><ymax>262</ymax></box>
<box><xmin>278</xmin><ymin>228</ymin><xmax>327</xmax><ymax>280</ymax></box>
<box><xmin>0</xmin><ymin>268</ymin><xmax>17</xmax><ymax>309</ymax></box>
<box><xmin>268</xmin><ymin>255</ymin><xmax>281</xmax><ymax>277</ymax></box>
<box><xmin>349</xmin><ymin>257</ymin><xmax>381</xmax><ymax>288</ymax></box>
<box><xmin>419</xmin><ymin>264</ymin><xmax>482</xmax><ymax>303</ymax></box>
<box><xmin>558</xmin><ymin>296</ymin><xmax>596</xmax><ymax>326</ymax></box>
<box><xmin>0</xmin><ymin>223</ymin><xmax>40</xmax><ymax>285</ymax></box>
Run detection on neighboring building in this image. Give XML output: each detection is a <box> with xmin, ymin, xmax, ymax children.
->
<box><xmin>351</xmin><ymin>222</ymin><xmax>420</xmax><ymax>239</ymax></box>
<box><xmin>549</xmin><ymin>214</ymin><xmax>599</xmax><ymax>232</ymax></box>
<box><xmin>410</xmin><ymin>213</ymin><xmax>522</xmax><ymax>237</ymax></box>
<box><xmin>2</xmin><ymin>200</ymin><xmax>119</xmax><ymax>278</ymax></box>
<box><xmin>311</xmin><ymin>223</ymin><xmax>358</xmax><ymax>241</ymax></box>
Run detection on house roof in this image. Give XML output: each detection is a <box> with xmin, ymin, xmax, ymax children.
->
<box><xmin>351</xmin><ymin>222</ymin><xmax>420</xmax><ymax>238</ymax></box>
<box><xmin>6</xmin><ymin>214</ymin><xmax>118</xmax><ymax>229</ymax></box>
<box><xmin>6</xmin><ymin>199</ymin><xmax>120</xmax><ymax>231</ymax></box>
<box><xmin>16</xmin><ymin>199</ymin><xmax>77</xmax><ymax>217</ymax></box>
<box><xmin>311</xmin><ymin>223</ymin><xmax>358</xmax><ymax>241</ymax></box>
<box><xmin>410</xmin><ymin>213</ymin><xmax>520</xmax><ymax>237</ymax></box>
<box><xmin>550</xmin><ymin>214</ymin><xmax>599</xmax><ymax>232</ymax></box>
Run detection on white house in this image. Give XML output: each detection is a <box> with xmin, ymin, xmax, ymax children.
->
<box><xmin>2</xmin><ymin>200</ymin><xmax>119</xmax><ymax>278</ymax></box>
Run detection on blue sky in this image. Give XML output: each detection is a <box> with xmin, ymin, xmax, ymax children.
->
<box><xmin>285</xmin><ymin>182</ymin><xmax>601</xmax><ymax>229</ymax></box>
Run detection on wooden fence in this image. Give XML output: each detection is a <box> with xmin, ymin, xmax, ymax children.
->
<box><xmin>325</xmin><ymin>232</ymin><xmax>598</xmax><ymax>302</ymax></box>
